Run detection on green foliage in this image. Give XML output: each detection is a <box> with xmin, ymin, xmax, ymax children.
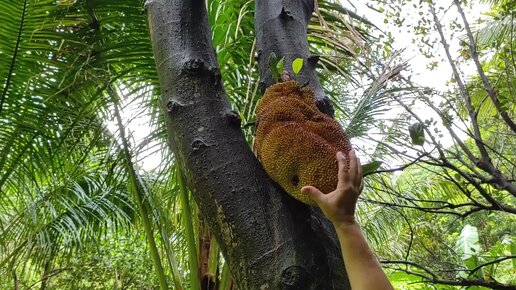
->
<box><xmin>176</xmin><ymin>164</ymin><xmax>200</xmax><ymax>290</ymax></box>
<box><xmin>292</xmin><ymin>58</ymin><xmax>304</xmax><ymax>78</ymax></box>
<box><xmin>268</xmin><ymin>52</ymin><xmax>281</xmax><ymax>83</ymax></box>
<box><xmin>43</xmin><ymin>233</ymin><xmax>160</xmax><ymax>289</ymax></box>
<box><xmin>408</xmin><ymin>123</ymin><xmax>426</xmax><ymax>145</ymax></box>
<box><xmin>276</xmin><ymin>57</ymin><xmax>285</xmax><ymax>79</ymax></box>
<box><xmin>362</xmin><ymin>161</ymin><xmax>383</xmax><ymax>175</ymax></box>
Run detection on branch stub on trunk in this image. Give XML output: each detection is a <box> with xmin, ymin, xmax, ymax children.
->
<box><xmin>225</xmin><ymin>110</ymin><xmax>242</xmax><ymax>128</ymax></box>
<box><xmin>281</xmin><ymin>265</ymin><xmax>313</xmax><ymax>289</ymax></box>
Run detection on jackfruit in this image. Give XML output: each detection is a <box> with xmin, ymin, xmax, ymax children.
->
<box><xmin>255</xmin><ymin>81</ymin><xmax>352</xmax><ymax>206</ymax></box>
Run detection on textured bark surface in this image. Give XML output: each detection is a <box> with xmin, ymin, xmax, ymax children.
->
<box><xmin>255</xmin><ymin>0</ymin><xmax>334</xmax><ymax>116</ymax></box>
<box><xmin>146</xmin><ymin>0</ymin><xmax>349</xmax><ymax>289</ymax></box>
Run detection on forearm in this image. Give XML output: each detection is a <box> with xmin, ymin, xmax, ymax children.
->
<box><xmin>335</xmin><ymin>222</ymin><xmax>393</xmax><ymax>290</ymax></box>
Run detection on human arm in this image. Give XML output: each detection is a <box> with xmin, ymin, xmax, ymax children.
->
<box><xmin>301</xmin><ymin>150</ymin><xmax>393</xmax><ymax>290</ymax></box>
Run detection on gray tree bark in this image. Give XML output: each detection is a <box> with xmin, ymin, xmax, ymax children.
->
<box><xmin>146</xmin><ymin>0</ymin><xmax>349</xmax><ymax>289</ymax></box>
<box><xmin>255</xmin><ymin>0</ymin><xmax>333</xmax><ymax>116</ymax></box>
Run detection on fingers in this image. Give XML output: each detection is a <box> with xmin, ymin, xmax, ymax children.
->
<box><xmin>348</xmin><ymin>150</ymin><xmax>358</xmax><ymax>177</ymax></box>
<box><xmin>348</xmin><ymin>149</ymin><xmax>363</xmax><ymax>184</ymax></box>
<box><xmin>356</xmin><ymin>152</ymin><xmax>362</xmax><ymax>178</ymax></box>
<box><xmin>301</xmin><ymin>186</ymin><xmax>324</xmax><ymax>204</ymax></box>
<box><xmin>336</xmin><ymin>151</ymin><xmax>348</xmax><ymax>189</ymax></box>
<box><xmin>336</xmin><ymin>149</ymin><xmax>363</xmax><ymax>191</ymax></box>
<box><xmin>352</xmin><ymin>151</ymin><xmax>364</xmax><ymax>194</ymax></box>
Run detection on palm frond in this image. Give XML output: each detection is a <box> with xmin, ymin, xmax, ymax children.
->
<box><xmin>345</xmin><ymin>55</ymin><xmax>408</xmax><ymax>138</ymax></box>
<box><xmin>474</xmin><ymin>15</ymin><xmax>515</xmax><ymax>47</ymax></box>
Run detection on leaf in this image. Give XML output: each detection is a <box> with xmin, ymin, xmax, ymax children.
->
<box><xmin>464</xmin><ymin>256</ymin><xmax>478</xmax><ymax>271</ymax></box>
<box><xmin>292</xmin><ymin>58</ymin><xmax>304</xmax><ymax>76</ymax></box>
<box><xmin>345</xmin><ymin>64</ymin><xmax>407</xmax><ymax>138</ymax></box>
<box><xmin>455</xmin><ymin>224</ymin><xmax>481</xmax><ymax>260</ymax></box>
<box><xmin>268</xmin><ymin>52</ymin><xmax>279</xmax><ymax>82</ymax></box>
<box><xmin>455</xmin><ymin>225</ymin><xmax>483</xmax><ymax>279</ymax></box>
<box><xmin>276</xmin><ymin>57</ymin><xmax>285</xmax><ymax>76</ymax></box>
<box><xmin>408</xmin><ymin>123</ymin><xmax>425</xmax><ymax>145</ymax></box>
<box><xmin>388</xmin><ymin>271</ymin><xmax>422</xmax><ymax>283</ymax></box>
<box><xmin>362</xmin><ymin>161</ymin><xmax>382</xmax><ymax>175</ymax></box>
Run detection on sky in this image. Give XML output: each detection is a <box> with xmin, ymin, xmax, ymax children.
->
<box><xmin>340</xmin><ymin>0</ymin><xmax>489</xmax><ymax>90</ymax></box>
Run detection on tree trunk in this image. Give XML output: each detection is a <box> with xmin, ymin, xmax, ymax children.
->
<box><xmin>146</xmin><ymin>0</ymin><xmax>349</xmax><ymax>289</ymax></box>
<box><xmin>255</xmin><ymin>0</ymin><xmax>334</xmax><ymax>116</ymax></box>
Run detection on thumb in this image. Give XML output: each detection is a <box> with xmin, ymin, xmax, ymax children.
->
<box><xmin>301</xmin><ymin>186</ymin><xmax>324</xmax><ymax>203</ymax></box>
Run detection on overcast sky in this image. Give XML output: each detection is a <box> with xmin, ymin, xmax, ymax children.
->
<box><xmin>340</xmin><ymin>0</ymin><xmax>489</xmax><ymax>91</ymax></box>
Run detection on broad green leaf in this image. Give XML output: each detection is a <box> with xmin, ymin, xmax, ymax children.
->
<box><xmin>292</xmin><ymin>58</ymin><xmax>304</xmax><ymax>76</ymax></box>
<box><xmin>464</xmin><ymin>256</ymin><xmax>478</xmax><ymax>271</ymax></box>
<box><xmin>276</xmin><ymin>57</ymin><xmax>285</xmax><ymax>76</ymax></box>
<box><xmin>388</xmin><ymin>271</ymin><xmax>422</xmax><ymax>283</ymax></box>
<box><xmin>455</xmin><ymin>224</ymin><xmax>481</xmax><ymax>260</ymax></box>
<box><xmin>268</xmin><ymin>52</ymin><xmax>279</xmax><ymax>82</ymax></box>
<box><xmin>408</xmin><ymin>123</ymin><xmax>425</xmax><ymax>145</ymax></box>
<box><xmin>455</xmin><ymin>225</ymin><xmax>483</xmax><ymax>279</ymax></box>
<box><xmin>362</xmin><ymin>161</ymin><xmax>382</xmax><ymax>175</ymax></box>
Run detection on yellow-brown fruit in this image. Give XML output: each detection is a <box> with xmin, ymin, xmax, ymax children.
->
<box><xmin>255</xmin><ymin>81</ymin><xmax>352</xmax><ymax>206</ymax></box>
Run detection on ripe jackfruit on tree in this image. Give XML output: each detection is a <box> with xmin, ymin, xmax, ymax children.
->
<box><xmin>255</xmin><ymin>81</ymin><xmax>352</xmax><ymax>206</ymax></box>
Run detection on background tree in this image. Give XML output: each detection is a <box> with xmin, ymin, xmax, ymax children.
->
<box><xmin>355</xmin><ymin>1</ymin><xmax>516</xmax><ymax>289</ymax></box>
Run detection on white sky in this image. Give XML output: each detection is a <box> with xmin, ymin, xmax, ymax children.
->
<box><xmin>341</xmin><ymin>0</ymin><xmax>488</xmax><ymax>90</ymax></box>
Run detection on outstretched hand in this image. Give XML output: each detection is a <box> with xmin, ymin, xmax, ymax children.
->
<box><xmin>301</xmin><ymin>150</ymin><xmax>363</xmax><ymax>226</ymax></box>
<box><xmin>303</xmin><ymin>150</ymin><xmax>393</xmax><ymax>290</ymax></box>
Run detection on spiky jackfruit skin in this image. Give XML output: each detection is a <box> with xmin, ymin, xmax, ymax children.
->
<box><xmin>255</xmin><ymin>81</ymin><xmax>352</xmax><ymax>206</ymax></box>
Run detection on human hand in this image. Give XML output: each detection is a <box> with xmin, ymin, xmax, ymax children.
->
<box><xmin>301</xmin><ymin>150</ymin><xmax>363</xmax><ymax>226</ymax></box>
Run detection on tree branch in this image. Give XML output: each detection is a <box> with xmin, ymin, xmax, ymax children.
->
<box><xmin>382</xmin><ymin>260</ymin><xmax>516</xmax><ymax>289</ymax></box>
<box><xmin>468</xmin><ymin>255</ymin><xmax>516</xmax><ymax>277</ymax></box>
<box><xmin>431</xmin><ymin>3</ymin><xmax>516</xmax><ymax>198</ymax></box>
<box><xmin>430</xmin><ymin>4</ymin><xmax>490</xmax><ymax>164</ymax></box>
<box><xmin>454</xmin><ymin>0</ymin><xmax>516</xmax><ymax>134</ymax></box>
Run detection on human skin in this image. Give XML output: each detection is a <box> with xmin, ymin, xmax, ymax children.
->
<box><xmin>301</xmin><ymin>150</ymin><xmax>394</xmax><ymax>290</ymax></box>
